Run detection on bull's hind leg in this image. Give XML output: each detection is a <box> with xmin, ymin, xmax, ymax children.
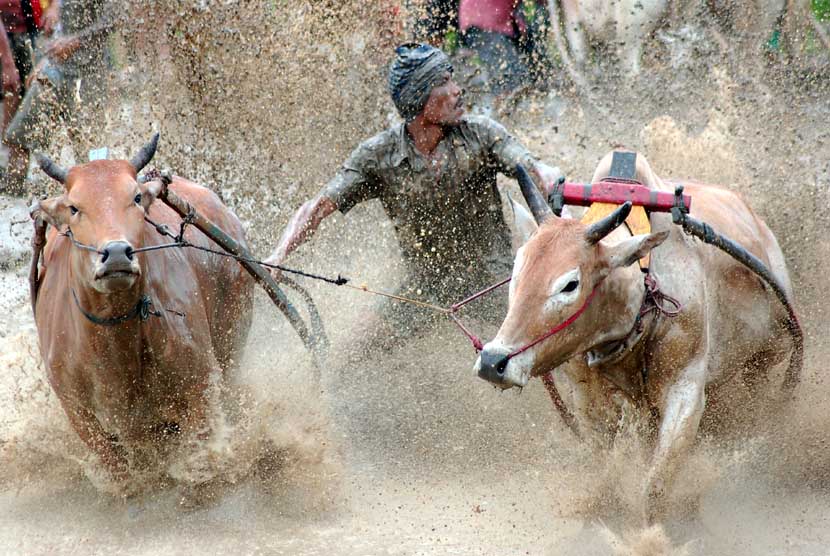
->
<box><xmin>741</xmin><ymin>349</ymin><xmax>778</xmax><ymax>392</ymax></box>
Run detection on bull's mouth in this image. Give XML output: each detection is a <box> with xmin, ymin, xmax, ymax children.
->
<box><xmin>95</xmin><ymin>269</ymin><xmax>138</xmax><ymax>280</ymax></box>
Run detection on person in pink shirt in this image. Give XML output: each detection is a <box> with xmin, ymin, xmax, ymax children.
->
<box><xmin>458</xmin><ymin>0</ymin><xmax>550</xmax><ymax>94</ymax></box>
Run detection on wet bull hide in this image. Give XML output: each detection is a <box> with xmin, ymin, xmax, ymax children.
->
<box><xmin>475</xmin><ymin>150</ymin><xmax>799</xmax><ymax>519</ymax></box>
<box><xmin>29</xmin><ymin>135</ymin><xmax>253</xmax><ymax>493</ymax></box>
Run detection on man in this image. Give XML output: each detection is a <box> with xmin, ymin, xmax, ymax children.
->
<box><xmin>1</xmin><ymin>0</ymin><xmax>115</xmax><ymax>195</ymax></box>
<box><xmin>266</xmin><ymin>43</ymin><xmax>563</xmax><ymax>358</ymax></box>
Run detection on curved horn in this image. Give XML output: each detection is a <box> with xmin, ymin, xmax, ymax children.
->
<box><xmin>36</xmin><ymin>153</ymin><xmax>68</xmax><ymax>183</ymax></box>
<box><xmin>585</xmin><ymin>201</ymin><xmax>632</xmax><ymax>244</ymax></box>
<box><xmin>516</xmin><ymin>164</ymin><xmax>553</xmax><ymax>224</ymax></box>
<box><xmin>130</xmin><ymin>132</ymin><xmax>160</xmax><ymax>172</ymax></box>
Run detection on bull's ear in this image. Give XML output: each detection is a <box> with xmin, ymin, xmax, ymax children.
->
<box><xmin>509</xmin><ymin>193</ymin><xmax>538</xmax><ymax>245</ymax></box>
<box><xmin>607</xmin><ymin>231</ymin><xmax>669</xmax><ymax>268</ymax></box>
<box><xmin>29</xmin><ymin>195</ymin><xmax>69</xmax><ymax>229</ymax></box>
<box><xmin>138</xmin><ymin>178</ymin><xmax>164</xmax><ymax>210</ymax></box>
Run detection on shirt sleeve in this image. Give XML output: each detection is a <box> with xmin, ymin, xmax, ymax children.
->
<box><xmin>479</xmin><ymin>117</ymin><xmax>538</xmax><ymax>178</ymax></box>
<box><xmin>321</xmin><ymin>140</ymin><xmax>384</xmax><ymax>214</ymax></box>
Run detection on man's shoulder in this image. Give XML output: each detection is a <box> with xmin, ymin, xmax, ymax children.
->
<box><xmin>457</xmin><ymin>114</ymin><xmax>510</xmax><ymax>134</ymax></box>
<box><xmin>353</xmin><ymin>124</ymin><xmax>404</xmax><ymax>156</ymax></box>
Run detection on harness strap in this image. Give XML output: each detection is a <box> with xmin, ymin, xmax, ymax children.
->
<box><xmin>71</xmin><ymin>288</ymin><xmax>161</xmax><ymax>326</ymax></box>
<box><xmin>636</xmin><ymin>273</ymin><xmax>682</xmax><ymax>332</ymax></box>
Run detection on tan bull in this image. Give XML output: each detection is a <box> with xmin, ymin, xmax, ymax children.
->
<box><xmin>474</xmin><ymin>150</ymin><xmax>799</xmax><ymax>518</ymax></box>
<box><xmin>30</xmin><ymin>135</ymin><xmax>253</xmax><ymax>494</ymax></box>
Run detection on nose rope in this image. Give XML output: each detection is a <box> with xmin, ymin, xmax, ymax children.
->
<box><xmin>60</xmin><ymin>229</ymin><xmax>105</xmax><ymax>254</ymax></box>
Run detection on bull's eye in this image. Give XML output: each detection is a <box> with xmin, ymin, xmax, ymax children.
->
<box><xmin>69</xmin><ymin>205</ymin><xmax>79</xmax><ymax>216</ymax></box>
<box><xmin>562</xmin><ymin>280</ymin><xmax>579</xmax><ymax>293</ymax></box>
<box><xmin>134</xmin><ymin>193</ymin><xmax>142</xmax><ymax>205</ymax></box>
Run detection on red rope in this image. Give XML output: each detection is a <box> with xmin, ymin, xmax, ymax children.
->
<box><xmin>448</xmin><ymin>277</ymin><xmax>605</xmax><ymax>356</ymax></box>
<box><xmin>450</xmin><ymin>276</ymin><xmax>512</xmax><ymax>312</ymax></box>
<box><xmin>506</xmin><ymin>280</ymin><xmax>604</xmax><ymax>359</ymax></box>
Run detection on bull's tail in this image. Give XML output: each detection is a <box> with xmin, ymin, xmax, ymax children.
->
<box><xmin>781</xmin><ymin>311</ymin><xmax>803</xmax><ymax>392</ymax></box>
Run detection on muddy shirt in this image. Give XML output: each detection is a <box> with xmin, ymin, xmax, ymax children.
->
<box><xmin>323</xmin><ymin>115</ymin><xmax>537</xmax><ymax>301</ymax></box>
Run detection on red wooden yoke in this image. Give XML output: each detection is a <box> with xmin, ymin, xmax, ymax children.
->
<box><xmin>548</xmin><ymin>177</ymin><xmax>692</xmax><ymax>215</ymax></box>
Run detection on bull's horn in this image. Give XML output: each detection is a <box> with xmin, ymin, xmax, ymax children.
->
<box><xmin>130</xmin><ymin>132</ymin><xmax>160</xmax><ymax>172</ymax></box>
<box><xmin>36</xmin><ymin>153</ymin><xmax>68</xmax><ymax>183</ymax></box>
<box><xmin>585</xmin><ymin>201</ymin><xmax>632</xmax><ymax>244</ymax></box>
<box><xmin>516</xmin><ymin>164</ymin><xmax>553</xmax><ymax>224</ymax></box>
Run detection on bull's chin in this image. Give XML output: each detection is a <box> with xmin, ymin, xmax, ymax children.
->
<box><xmin>92</xmin><ymin>271</ymin><xmax>140</xmax><ymax>293</ymax></box>
<box><xmin>499</xmin><ymin>367</ymin><xmax>531</xmax><ymax>389</ymax></box>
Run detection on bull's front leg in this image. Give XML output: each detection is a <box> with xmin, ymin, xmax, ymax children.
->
<box><xmin>556</xmin><ymin>360</ymin><xmax>643</xmax><ymax>444</ymax></box>
<box><xmin>59</xmin><ymin>395</ymin><xmax>131</xmax><ymax>488</ymax></box>
<box><xmin>167</xmin><ymin>358</ymin><xmax>232</xmax><ymax>507</ymax></box>
<box><xmin>644</xmin><ymin>358</ymin><xmax>707</xmax><ymax>521</ymax></box>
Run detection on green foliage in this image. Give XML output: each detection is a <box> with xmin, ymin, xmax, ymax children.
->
<box><xmin>814</xmin><ymin>0</ymin><xmax>830</xmax><ymax>21</ymax></box>
<box><xmin>444</xmin><ymin>29</ymin><xmax>458</xmax><ymax>53</ymax></box>
<box><xmin>522</xmin><ymin>0</ymin><xmax>537</xmax><ymax>23</ymax></box>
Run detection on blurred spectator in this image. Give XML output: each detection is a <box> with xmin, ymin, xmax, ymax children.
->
<box><xmin>0</xmin><ymin>26</ymin><xmax>20</xmax><ymax>131</ymax></box>
<box><xmin>0</xmin><ymin>0</ymin><xmax>50</xmax><ymax>141</ymax></box>
<box><xmin>458</xmin><ymin>0</ymin><xmax>551</xmax><ymax>94</ymax></box>
<box><xmin>1</xmin><ymin>0</ymin><xmax>116</xmax><ymax>195</ymax></box>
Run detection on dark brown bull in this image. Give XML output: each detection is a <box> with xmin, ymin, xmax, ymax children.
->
<box><xmin>30</xmin><ymin>135</ymin><xmax>253</xmax><ymax>491</ymax></box>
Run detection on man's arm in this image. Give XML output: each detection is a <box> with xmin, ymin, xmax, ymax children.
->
<box><xmin>46</xmin><ymin>3</ymin><xmax>119</xmax><ymax>63</ymax></box>
<box><xmin>264</xmin><ymin>137</ymin><xmax>384</xmax><ymax>279</ymax></box>
<box><xmin>480</xmin><ymin>117</ymin><xmax>565</xmax><ymax>195</ymax></box>
<box><xmin>0</xmin><ymin>27</ymin><xmax>20</xmax><ymax>97</ymax></box>
<box><xmin>264</xmin><ymin>194</ymin><xmax>338</xmax><ymax>277</ymax></box>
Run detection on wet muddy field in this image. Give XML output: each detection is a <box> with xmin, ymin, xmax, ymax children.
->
<box><xmin>1</xmin><ymin>2</ymin><xmax>830</xmax><ymax>554</ymax></box>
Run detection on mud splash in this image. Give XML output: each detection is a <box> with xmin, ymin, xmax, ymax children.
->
<box><xmin>2</xmin><ymin>1</ymin><xmax>830</xmax><ymax>554</ymax></box>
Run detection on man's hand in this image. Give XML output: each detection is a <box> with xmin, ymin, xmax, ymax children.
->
<box><xmin>533</xmin><ymin>162</ymin><xmax>566</xmax><ymax>195</ymax></box>
<box><xmin>41</xmin><ymin>1</ymin><xmax>61</xmax><ymax>36</ymax></box>
<box><xmin>45</xmin><ymin>37</ymin><xmax>81</xmax><ymax>63</ymax></box>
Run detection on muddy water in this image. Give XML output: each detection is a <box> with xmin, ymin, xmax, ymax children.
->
<box><xmin>2</xmin><ymin>2</ymin><xmax>830</xmax><ymax>554</ymax></box>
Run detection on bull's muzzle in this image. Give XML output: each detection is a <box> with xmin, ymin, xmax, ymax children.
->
<box><xmin>96</xmin><ymin>240</ymin><xmax>139</xmax><ymax>280</ymax></box>
<box><xmin>477</xmin><ymin>348</ymin><xmax>511</xmax><ymax>385</ymax></box>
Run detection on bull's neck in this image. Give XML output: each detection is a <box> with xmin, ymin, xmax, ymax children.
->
<box><xmin>585</xmin><ymin>268</ymin><xmax>649</xmax><ymax>367</ymax></box>
<box><xmin>69</xmin><ymin>260</ymin><xmax>148</xmax><ymax>340</ymax></box>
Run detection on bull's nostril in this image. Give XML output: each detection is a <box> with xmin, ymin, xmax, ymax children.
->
<box><xmin>100</xmin><ymin>249</ymin><xmax>109</xmax><ymax>263</ymax></box>
<box><xmin>125</xmin><ymin>246</ymin><xmax>134</xmax><ymax>260</ymax></box>
<box><xmin>479</xmin><ymin>350</ymin><xmax>511</xmax><ymax>383</ymax></box>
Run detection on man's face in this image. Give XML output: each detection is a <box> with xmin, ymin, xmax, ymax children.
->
<box><xmin>421</xmin><ymin>73</ymin><xmax>464</xmax><ymax>125</ymax></box>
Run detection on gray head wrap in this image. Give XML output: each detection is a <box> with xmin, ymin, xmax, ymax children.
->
<box><xmin>388</xmin><ymin>43</ymin><xmax>453</xmax><ymax>121</ymax></box>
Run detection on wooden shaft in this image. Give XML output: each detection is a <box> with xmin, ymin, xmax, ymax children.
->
<box><xmin>157</xmin><ymin>180</ymin><xmax>324</xmax><ymax>357</ymax></box>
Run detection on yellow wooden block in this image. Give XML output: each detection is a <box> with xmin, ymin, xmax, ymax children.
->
<box><xmin>581</xmin><ymin>202</ymin><xmax>651</xmax><ymax>268</ymax></box>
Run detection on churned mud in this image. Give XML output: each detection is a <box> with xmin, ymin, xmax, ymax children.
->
<box><xmin>1</xmin><ymin>1</ymin><xmax>829</xmax><ymax>554</ymax></box>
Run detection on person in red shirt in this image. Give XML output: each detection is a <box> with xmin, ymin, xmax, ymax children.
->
<box><xmin>458</xmin><ymin>0</ymin><xmax>550</xmax><ymax>94</ymax></box>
